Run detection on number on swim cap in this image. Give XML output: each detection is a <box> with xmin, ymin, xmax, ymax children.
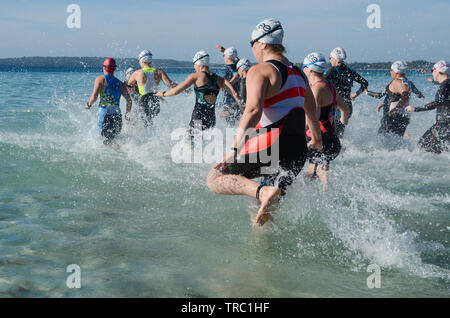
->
<box><xmin>309</xmin><ymin>54</ymin><xmax>318</xmax><ymax>63</ymax></box>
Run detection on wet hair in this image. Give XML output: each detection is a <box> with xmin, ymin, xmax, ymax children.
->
<box><xmin>267</xmin><ymin>44</ymin><xmax>286</xmax><ymax>54</ymax></box>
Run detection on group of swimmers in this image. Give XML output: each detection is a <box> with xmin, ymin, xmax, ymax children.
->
<box><xmin>85</xmin><ymin>18</ymin><xmax>450</xmax><ymax>227</ymax></box>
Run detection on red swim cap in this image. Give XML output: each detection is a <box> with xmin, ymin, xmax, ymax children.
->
<box><xmin>103</xmin><ymin>58</ymin><xmax>116</xmax><ymax>73</ymax></box>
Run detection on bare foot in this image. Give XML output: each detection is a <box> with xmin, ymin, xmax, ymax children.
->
<box><xmin>254</xmin><ymin>186</ymin><xmax>281</xmax><ymax>226</ymax></box>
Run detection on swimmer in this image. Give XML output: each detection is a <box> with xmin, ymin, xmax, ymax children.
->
<box><xmin>207</xmin><ymin>18</ymin><xmax>322</xmax><ymax>227</ymax></box>
<box><xmin>406</xmin><ymin>60</ymin><xmax>450</xmax><ymax>153</ymax></box>
<box><xmin>216</xmin><ymin>45</ymin><xmax>242</xmax><ymax>126</ymax></box>
<box><xmin>365</xmin><ymin>61</ymin><xmax>423</xmax><ymax>138</ymax></box>
<box><xmin>128</xmin><ymin>50</ymin><xmax>177</xmax><ymax>127</ymax></box>
<box><xmin>155</xmin><ymin>50</ymin><xmax>241</xmax><ymax>145</ymax></box>
<box><xmin>325</xmin><ymin>47</ymin><xmax>369</xmax><ymax>138</ymax></box>
<box><xmin>85</xmin><ymin>58</ymin><xmax>132</xmax><ymax>146</ymax></box>
<box><xmin>302</xmin><ymin>52</ymin><xmax>350</xmax><ymax>193</ymax></box>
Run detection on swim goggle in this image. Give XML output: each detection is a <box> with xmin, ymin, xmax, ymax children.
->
<box><xmin>193</xmin><ymin>54</ymin><xmax>209</xmax><ymax>65</ymax></box>
<box><xmin>250</xmin><ymin>25</ymin><xmax>283</xmax><ymax>48</ymax></box>
<box><xmin>303</xmin><ymin>59</ymin><xmax>326</xmax><ymax>69</ymax></box>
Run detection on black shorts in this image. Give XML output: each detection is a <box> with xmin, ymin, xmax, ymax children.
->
<box><xmin>379</xmin><ymin>113</ymin><xmax>410</xmax><ymax>137</ymax></box>
<box><xmin>139</xmin><ymin>94</ymin><xmax>161</xmax><ymax>125</ymax></box>
<box><xmin>189</xmin><ymin>102</ymin><xmax>216</xmax><ymax>130</ymax></box>
<box><xmin>101</xmin><ymin>114</ymin><xmax>122</xmax><ymax>142</ymax></box>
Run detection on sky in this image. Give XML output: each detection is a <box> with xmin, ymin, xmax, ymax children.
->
<box><xmin>0</xmin><ymin>0</ymin><xmax>449</xmax><ymax>64</ymax></box>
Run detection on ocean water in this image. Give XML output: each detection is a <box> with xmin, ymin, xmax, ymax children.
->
<box><xmin>0</xmin><ymin>68</ymin><xmax>448</xmax><ymax>297</ymax></box>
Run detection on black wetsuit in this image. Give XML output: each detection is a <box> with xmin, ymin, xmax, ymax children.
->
<box><xmin>189</xmin><ymin>72</ymin><xmax>220</xmax><ymax>144</ymax></box>
<box><xmin>367</xmin><ymin>78</ymin><xmax>424</xmax><ymax>137</ymax></box>
<box><xmin>415</xmin><ymin>78</ymin><xmax>450</xmax><ymax>153</ymax></box>
<box><xmin>222</xmin><ymin>62</ymin><xmax>241</xmax><ymax>126</ymax></box>
<box><xmin>306</xmin><ymin>80</ymin><xmax>341</xmax><ymax>166</ymax></box>
<box><xmin>325</xmin><ymin>63</ymin><xmax>369</xmax><ymax>137</ymax></box>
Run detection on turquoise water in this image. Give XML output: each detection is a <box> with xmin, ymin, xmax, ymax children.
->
<box><xmin>0</xmin><ymin>69</ymin><xmax>448</xmax><ymax>297</ymax></box>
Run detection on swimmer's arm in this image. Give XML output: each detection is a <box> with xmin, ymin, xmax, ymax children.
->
<box><xmin>365</xmin><ymin>90</ymin><xmax>384</xmax><ymax>98</ymax></box>
<box><xmin>121</xmin><ymin>82</ymin><xmax>132</xmax><ymax>113</ymax></box>
<box><xmin>229</xmin><ymin>73</ymin><xmax>240</xmax><ymax>85</ymax></box>
<box><xmin>86</xmin><ymin>76</ymin><xmax>103</xmax><ymax>108</ymax></box>
<box><xmin>351</xmin><ymin>70</ymin><xmax>369</xmax><ymax>97</ymax></box>
<box><xmin>410</xmin><ymin>82</ymin><xmax>425</xmax><ymax>98</ymax></box>
<box><xmin>127</xmin><ymin>71</ymin><xmax>138</xmax><ymax>87</ymax></box>
<box><xmin>156</xmin><ymin>74</ymin><xmax>195</xmax><ymax>97</ymax></box>
<box><xmin>220</xmin><ymin>78</ymin><xmax>243</xmax><ymax>111</ymax></box>
<box><xmin>231</xmin><ymin>67</ymin><xmax>265</xmax><ymax>149</ymax></box>
<box><xmin>336</xmin><ymin>93</ymin><xmax>350</xmax><ymax>126</ymax></box>
<box><xmin>216</xmin><ymin>44</ymin><xmax>225</xmax><ymax>53</ymax></box>
<box><xmin>304</xmin><ymin>85</ymin><xmax>322</xmax><ymax>148</ymax></box>
<box><xmin>413</xmin><ymin>93</ymin><xmax>447</xmax><ymax>111</ymax></box>
<box><xmin>159</xmin><ymin>69</ymin><xmax>177</xmax><ymax>88</ymax></box>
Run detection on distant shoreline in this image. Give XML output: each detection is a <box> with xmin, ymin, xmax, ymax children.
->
<box><xmin>0</xmin><ymin>56</ymin><xmax>435</xmax><ymax>72</ymax></box>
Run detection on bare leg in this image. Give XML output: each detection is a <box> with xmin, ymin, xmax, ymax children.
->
<box><xmin>305</xmin><ymin>163</ymin><xmax>317</xmax><ymax>179</ymax></box>
<box><xmin>207</xmin><ymin>168</ymin><xmax>280</xmax><ymax>226</ymax></box>
<box><xmin>316</xmin><ymin>164</ymin><xmax>329</xmax><ymax>194</ymax></box>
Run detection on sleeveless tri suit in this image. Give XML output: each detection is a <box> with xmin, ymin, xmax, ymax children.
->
<box><xmin>98</xmin><ymin>74</ymin><xmax>122</xmax><ymax>143</ymax></box>
<box><xmin>220</xmin><ymin>59</ymin><xmax>308</xmax><ymax>195</ymax></box>
<box><xmin>138</xmin><ymin>67</ymin><xmax>161</xmax><ymax>126</ymax></box>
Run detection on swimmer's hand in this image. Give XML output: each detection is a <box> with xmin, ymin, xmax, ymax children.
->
<box><xmin>427</xmin><ymin>78</ymin><xmax>433</xmax><ymax>82</ymax></box>
<box><xmin>350</xmin><ymin>93</ymin><xmax>358</xmax><ymax>100</ymax></box>
<box><xmin>213</xmin><ymin>150</ymin><xmax>236</xmax><ymax>170</ymax></box>
<box><xmin>216</xmin><ymin>44</ymin><xmax>225</xmax><ymax>53</ymax></box>
<box><xmin>219</xmin><ymin>111</ymin><xmax>229</xmax><ymax>118</ymax></box>
<box><xmin>154</xmin><ymin>91</ymin><xmax>164</xmax><ymax>97</ymax></box>
<box><xmin>308</xmin><ymin>140</ymin><xmax>323</xmax><ymax>151</ymax></box>
<box><xmin>124</xmin><ymin>112</ymin><xmax>131</xmax><ymax>121</ymax></box>
<box><xmin>405</xmin><ymin>105</ymin><xmax>415</xmax><ymax>112</ymax></box>
<box><xmin>377</xmin><ymin>103</ymin><xmax>383</xmax><ymax>112</ymax></box>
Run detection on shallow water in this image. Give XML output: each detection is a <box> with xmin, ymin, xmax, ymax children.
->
<box><xmin>0</xmin><ymin>69</ymin><xmax>448</xmax><ymax>297</ymax></box>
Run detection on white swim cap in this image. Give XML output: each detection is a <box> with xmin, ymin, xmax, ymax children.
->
<box><xmin>330</xmin><ymin>47</ymin><xmax>347</xmax><ymax>61</ymax></box>
<box><xmin>126</xmin><ymin>67</ymin><xmax>135</xmax><ymax>78</ymax></box>
<box><xmin>391</xmin><ymin>61</ymin><xmax>407</xmax><ymax>74</ymax></box>
<box><xmin>224</xmin><ymin>47</ymin><xmax>238</xmax><ymax>60</ymax></box>
<box><xmin>237</xmin><ymin>58</ymin><xmax>251</xmax><ymax>71</ymax></box>
<box><xmin>303</xmin><ymin>52</ymin><xmax>327</xmax><ymax>73</ymax></box>
<box><xmin>193</xmin><ymin>50</ymin><xmax>210</xmax><ymax>66</ymax></box>
<box><xmin>138</xmin><ymin>50</ymin><xmax>152</xmax><ymax>63</ymax></box>
<box><xmin>433</xmin><ymin>60</ymin><xmax>450</xmax><ymax>74</ymax></box>
<box><xmin>251</xmin><ymin>18</ymin><xmax>284</xmax><ymax>45</ymax></box>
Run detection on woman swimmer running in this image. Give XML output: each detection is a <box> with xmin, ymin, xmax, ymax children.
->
<box><xmin>155</xmin><ymin>51</ymin><xmax>241</xmax><ymax>145</ymax></box>
<box><xmin>206</xmin><ymin>18</ymin><xmax>322</xmax><ymax>227</ymax></box>
<box><xmin>302</xmin><ymin>52</ymin><xmax>350</xmax><ymax>193</ymax></box>
<box><xmin>406</xmin><ymin>60</ymin><xmax>450</xmax><ymax>153</ymax></box>
<box><xmin>365</xmin><ymin>61</ymin><xmax>424</xmax><ymax>138</ymax></box>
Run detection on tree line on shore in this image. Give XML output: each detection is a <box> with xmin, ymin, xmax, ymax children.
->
<box><xmin>0</xmin><ymin>56</ymin><xmax>435</xmax><ymax>72</ymax></box>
